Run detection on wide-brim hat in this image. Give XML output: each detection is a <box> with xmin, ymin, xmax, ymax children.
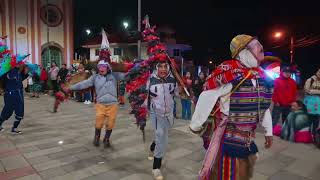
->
<box><xmin>230</xmin><ymin>34</ymin><xmax>255</xmax><ymax>59</ymax></box>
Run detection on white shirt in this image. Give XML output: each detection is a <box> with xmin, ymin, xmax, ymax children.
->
<box><xmin>189</xmin><ymin>79</ymin><xmax>273</xmax><ymax>136</ymax></box>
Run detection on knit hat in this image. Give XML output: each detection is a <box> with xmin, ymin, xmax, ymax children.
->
<box><xmin>230</xmin><ymin>34</ymin><xmax>255</xmax><ymax>59</ymax></box>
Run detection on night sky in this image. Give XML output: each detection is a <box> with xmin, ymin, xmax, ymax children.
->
<box><xmin>74</xmin><ymin>0</ymin><xmax>320</xmax><ymax>79</ymax></box>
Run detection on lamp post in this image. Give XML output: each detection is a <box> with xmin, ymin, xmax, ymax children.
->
<box><xmin>137</xmin><ymin>0</ymin><xmax>141</xmax><ymax>59</ymax></box>
<box><xmin>123</xmin><ymin>21</ymin><xmax>129</xmax><ymax>29</ymax></box>
<box><xmin>273</xmin><ymin>31</ymin><xmax>294</xmax><ymax>63</ymax></box>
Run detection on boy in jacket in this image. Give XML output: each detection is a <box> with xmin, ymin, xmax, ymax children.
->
<box><xmin>147</xmin><ymin>62</ymin><xmax>179</xmax><ymax>180</ymax></box>
<box><xmin>272</xmin><ymin>66</ymin><xmax>297</xmax><ymax>127</ymax></box>
<box><xmin>69</xmin><ymin>60</ymin><xmax>119</xmax><ymax>148</ymax></box>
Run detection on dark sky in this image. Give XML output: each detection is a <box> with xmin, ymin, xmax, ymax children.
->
<box><xmin>74</xmin><ymin>0</ymin><xmax>320</xmax><ymax>79</ymax></box>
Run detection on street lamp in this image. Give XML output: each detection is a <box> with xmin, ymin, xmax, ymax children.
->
<box><xmin>209</xmin><ymin>61</ymin><xmax>213</xmax><ymax>64</ymax></box>
<box><xmin>274</xmin><ymin>32</ymin><xmax>283</xmax><ymax>39</ymax></box>
<box><xmin>123</xmin><ymin>21</ymin><xmax>129</xmax><ymax>29</ymax></box>
<box><xmin>272</xmin><ymin>31</ymin><xmax>294</xmax><ymax>63</ymax></box>
<box><xmin>85</xmin><ymin>29</ymin><xmax>91</xmax><ymax>35</ymax></box>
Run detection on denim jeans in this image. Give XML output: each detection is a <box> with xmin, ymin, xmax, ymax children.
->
<box><xmin>84</xmin><ymin>91</ymin><xmax>91</xmax><ymax>101</ymax></box>
<box><xmin>181</xmin><ymin>99</ymin><xmax>191</xmax><ymax>120</ymax></box>
<box><xmin>272</xmin><ymin>105</ymin><xmax>291</xmax><ymax>127</ymax></box>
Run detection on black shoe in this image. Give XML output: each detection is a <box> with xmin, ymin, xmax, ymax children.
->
<box><xmin>103</xmin><ymin>139</ymin><xmax>111</xmax><ymax>148</ymax></box>
<box><xmin>11</xmin><ymin>128</ymin><xmax>22</xmax><ymax>134</ymax></box>
<box><xmin>93</xmin><ymin>129</ymin><xmax>101</xmax><ymax>147</ymax></box>
<box><xmin>103</xmin><ymin>129</ymin><xmax>112</xmax><ymax>148</ymax></box>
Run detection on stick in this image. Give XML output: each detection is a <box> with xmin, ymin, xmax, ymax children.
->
<box><xmin>167</xmin><ymin>54</ymin><xmax>190</xmax><ymax>96</ymax></box>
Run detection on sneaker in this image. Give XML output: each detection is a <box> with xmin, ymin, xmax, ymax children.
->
<box><xmin>148</xmin><ymin>150</ymin><xmax>154</xmax><ymax>160</ymax></box>
<box><xmin>86</xmin><ymin>101</ymin><xmax>92</xmax><ymax>105</ymax></box>
<box><xmin>0</xmin><ymin>127</ymin><xmax>4</xmax><ymax>132</ymax></box>
<box><xmin>152</xmin><ymin>169</ymin><xmax>163</xmax><ymax>180</ymax></box>
<box><xmin>84</xmin><ymin>100</ymin><xmax>88</xmax><ymax>104</ymax></box>
<box><xmin>11</xmin><ymin>128</ymin><xmax>22</xmax><ymax>134</ymax></box>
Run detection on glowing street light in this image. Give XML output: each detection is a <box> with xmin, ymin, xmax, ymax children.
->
<box><xmin>274</xmin><ymin>32</ymin><xmax>283</xmax><ymax>39</ymax></box>
<box><xmin>123</xmin><ymin>21</ymin><xmax>129</xmax><ymax>29</ymax></box>
<box><xmin>209</xmin><ymin>61</ymin><xmax>213</xmax><ymax>64</ymax></box>
<box><xmin>85</xmin><ymin>29</ymin><xmax>91</xmax><ymax>35</ymax></box>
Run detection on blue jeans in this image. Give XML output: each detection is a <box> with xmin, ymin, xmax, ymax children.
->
<box><xmin>84</xmin><ymin>92</ymin><xmax>91</xmax><ymax>101</ymax></box>
<box><xmin>181</xmin><ymin>99</ymin><xmax>191</xmax><ymax>120</ymax></box>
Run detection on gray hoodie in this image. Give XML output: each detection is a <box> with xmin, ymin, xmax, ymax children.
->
<box><xmin>70</xmin><ymin>73</ymin><xmax>118</xmax><ymax>105</ymax></box>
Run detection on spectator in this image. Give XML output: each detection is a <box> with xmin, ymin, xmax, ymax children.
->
<box><xmin>303</xmin><ymin>68</ymin><xmax>320</xmax><ymax>142</ymax></box>
<box><xmin>40</xmin><ymin>66</ymin><xmax>48</xmax><ymax>93</ymax></box>
<box><xmin>181</xmin><ymin>71</ymin><xmax>193</xmax><ymax>120</ymax></box>
<box><xmin>57</xmin><ymin>63</ymin><xmax>69</xmax><ymax>85</ymax></box>
<box><xmin>192</xmin><ymin>72</ymin><xmax>206</xmax><ymax>104</ymax></box>
<box><xmin>83</xmin><ymin>69</ymin><xmax>92</xmax><ymax>105</ymax></box>
<box><xmin>272</xmin><ymin>66</ymin><xmax>297</xmax><ymax>127</ymax></box>
<box><xmin>29</xmin><ymin>73</ymin><xmax>41</xmax><ymax>98</ymax></box>
<box><xmin>48</xmin><ymin>62</ymin><xmax>59</xmax><ymax>94</ymax></box>
<box><xmin>281</xmin><ymin>100</ymin><xmax>313</xmax><ymax>143</ymax></box>
<box><xmin>118</xmin><ymin>80</ymin><xmax>126</xmax><ymax>105</ymax></box>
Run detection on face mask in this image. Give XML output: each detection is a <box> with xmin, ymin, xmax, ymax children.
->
<box><xmin>238</xmin><ymin>49</ymin><xmax>258</xmax><ymax>68</ymax></box>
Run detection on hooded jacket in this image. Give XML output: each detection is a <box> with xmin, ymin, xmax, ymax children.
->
<box><xmin>70</xmin><ymin>73</ymin><xmax>118</xmax><ymax>105</ymax></box>
<box><xmin>272</xmin><ymin>73</ymin><xmax>297</xmax><ymax>106</ymax></box>
<box><xmin>147</xmin><ymin>71</ymin><xmax>178</xmax><ymax>117</ymax></box>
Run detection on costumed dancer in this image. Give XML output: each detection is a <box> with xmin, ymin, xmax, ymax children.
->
<box><xmin>66</xmin><ymin>29</ymin><xmax>119</xmax><ymax>148</ymax></box>
<box><xmin>0</xmin><ymin>36</ymin><xmax>36</xmax><ymax>134</ymax></box>
<box><xmin>125</xmin><ymin>15</ymin><xmax>186</xmax><ymax>180</ymax></box>
<box><xmin>189</xmin><ymin>35</ymin><xmax>273</xmax><ymax>180</ymax></box>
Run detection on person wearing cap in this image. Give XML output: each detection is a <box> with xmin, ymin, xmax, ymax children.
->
<box><xmin>189</xmin><ymin>35</ymin><xmax>273</xmax><ymax>180</ymax></box>
<box><xmin>272</xmin><ymin>65</ymin><xmax>297</xmax><ymax>127</ymax></box>
<box><xmin>68</xmin><ymin>60</ymin><xmax>119</xmax><ymax>148</ymax></box>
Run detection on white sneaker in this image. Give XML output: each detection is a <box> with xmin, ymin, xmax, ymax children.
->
<box><xmin>86</xmin><ymin>101</ymin><xmax>92</xmax><ymax>104</ymax></box>
<box><xmin>148</xmin><ymin>151</ymin><xmax>154</xmax><ymax>160</ymax></box>
<box><xmin>84</xmin><ymin>100</ymin><xmax>88</xmax><ymax>104</ymax></box>
<box><xmin>152</xmin><ymin>169</ymin><xmax>163</xmax><ymax>180</ymax></box>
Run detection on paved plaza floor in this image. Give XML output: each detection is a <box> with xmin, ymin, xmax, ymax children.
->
<box><xmin>0</xmin><ymin>95</ymin><xmax>319</xmax><ymax>180</ymax></box>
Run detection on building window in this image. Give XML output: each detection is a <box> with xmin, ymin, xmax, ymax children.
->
<box><xmin>173</xmin><ymin>49</ymin><xmax>180</xmax><ymax>56</ymax></box>
<box><xmin>40</xmin><ymin>5</ymin><xmax>63</xmax><ymax>27</ymax></box>
<box><xmin>95</xmin><ymin>49</ymin><xmax>99</xmax><ymax>56</ymax></box>
<box><xmin>114</xmin><ymin>48</ymin><xmax>122</xmax><ymax>56</ymax></box>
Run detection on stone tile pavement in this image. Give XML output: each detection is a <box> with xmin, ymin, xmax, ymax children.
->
<box><xmin>0</xmin><ymin>95</ymin><xmax>319</xmax><ymax>180</ymax></box>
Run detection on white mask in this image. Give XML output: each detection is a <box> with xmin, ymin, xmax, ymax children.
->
<box><xmin>238</xmin><ymin>49</ymin><xmax>258</xmax><ymax>68</ymax></box>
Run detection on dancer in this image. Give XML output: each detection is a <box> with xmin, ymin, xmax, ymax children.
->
<box><xmin>190</xmin><ymin>35</ymin><xmax>273</xmax><ymax>180</ymax></box>
<box><xmin>67</xmin><ymin>29</ymin><xmax>119</xmax><ymax>148</ymax></box>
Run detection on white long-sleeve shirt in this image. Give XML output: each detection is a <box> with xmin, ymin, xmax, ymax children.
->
<box><xmin>189</xmin><ymin>79</ymin><xmax>273</xmax><ymax>136</ymax></box>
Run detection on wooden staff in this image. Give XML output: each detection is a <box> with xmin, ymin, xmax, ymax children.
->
<box><xmin>166</xmin><ymin>54</ymin><xmax>190</xmax><ymax>96</ymax></box>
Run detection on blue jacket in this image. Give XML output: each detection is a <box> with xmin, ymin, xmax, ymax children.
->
<box><xmin>3</xmin><ymin>68</ymin><xmax>29</xmax><ymax>92</ymax></box>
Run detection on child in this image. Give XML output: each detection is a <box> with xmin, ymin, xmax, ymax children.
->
<box><xmin>147</xmin><ymin>62</ymin><xmax>179</xmax><ymax>180</ymax></box>
<box><xmin>69</xmin><ymin>61</ymin><xmax>119</xmax><ymax>148</ymax></box>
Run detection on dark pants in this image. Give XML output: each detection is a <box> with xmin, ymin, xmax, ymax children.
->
<box><xmin>84</xmin><ymin>91</ymin><xmax>91</xmax><ymax>101</ymax></box>
<box><xmin>0</xmin><ymin>90</ymin><xmax>24</xmax><ymax>129</ymax></box>
<box><xmin>181</xmin><ymin>99</ymin><xmax>192</xmax><ymax>120</ymax></box>
<box><xmin>51</xmin><ymin>80</ymin><xmax>58</xmax><ymax>93</ymax></box>
<box><xmin>40</xmin><ymin>81</ymin><xmax>47</xmax><ymax>92</ymax></box>
<box><xmin>272</xmin><ymin>105</ymin><xmax>291</xmax><ymax>127</ymax></box>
